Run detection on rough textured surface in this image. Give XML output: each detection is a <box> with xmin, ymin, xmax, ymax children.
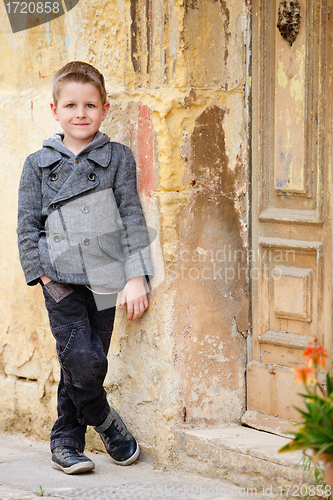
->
<box><xmin>171</xmin><ymin>426</ymin><xmax>307</xmax><ymax>489</ymax></box>
<box><xmin>0</xmin><ymin>433</ymin><xmax>268</xmax><ymax>500</ymax></box>
<box><xmin>0</xmin><ymin>0</ymin><xmax>250</xmax><ymax>465</ymax></box>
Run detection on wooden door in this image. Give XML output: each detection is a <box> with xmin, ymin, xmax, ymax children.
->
<box><xmin>244</xmin><ymin>0</ymin><xmax>333</xmax><ymax>431</ymax></box>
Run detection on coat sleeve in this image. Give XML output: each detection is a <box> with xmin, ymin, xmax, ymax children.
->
<box><xmin>17</xmin><ymin>155</ymin><xmax>45</xmax><ymax>286</ymax></box>
<box><xmin>112</xmin><ymin>145</ymin><xmax>154</xmax><ymax>282</ymax></box>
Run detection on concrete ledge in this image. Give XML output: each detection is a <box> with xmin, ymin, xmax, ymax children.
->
<box><xmin>171</xmin><ymin>425</ymin><xmax>308</xmax><ymax>489</ymax></box>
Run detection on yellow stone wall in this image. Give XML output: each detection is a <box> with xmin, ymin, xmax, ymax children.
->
<box><xmin>0</xmin><ymin>0</ymin><xmax>250</xmax><ymax>462</ymax></box>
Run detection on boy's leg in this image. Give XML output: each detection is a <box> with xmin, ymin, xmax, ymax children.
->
<box><xmin>50</xmin><ymin>376</ymin><xmax>95</xmax><ymax>474</ymax></box>
<box><xmin>87</xmin><ymin>292</ymin><xmax>140</xmax><ymax>465</ymax></box>
<box><xmin>50</xmin><ymin>369</ymin><xmax>87</xmax><ymax>451</ymax></box>
<box><xmin>41</xmin><ymin>281</ymin><xmax>139</xmax><ymax>467</ymax></box>
<box><xmin>41</xmin><ymin>282</ymin><xmax>114</xmax><ymax>451</ymax></box>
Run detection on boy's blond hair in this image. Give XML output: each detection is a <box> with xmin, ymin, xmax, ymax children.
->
<box><xmin>52</xmin><ymin>61</ymin><xmax>107</xmax><ymax>106</ymax></box>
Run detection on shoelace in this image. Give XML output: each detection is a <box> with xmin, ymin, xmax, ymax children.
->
<box><xmin>60</xmin><ymin>448</ymin><xmax>83</xmax><ymax>459</ymax></box>
<box><xmin>103</xmin><ymin>433</ymin><xmax>128</xmax><ymax>452</ymax></box>
<box><xmin>109</xmin><ymin>413</ymin><xmax>132</xmax><ymax>440</ymax></box>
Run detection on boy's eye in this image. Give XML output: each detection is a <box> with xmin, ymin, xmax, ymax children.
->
<box><xmin>67</xmin><ymin>104</ymin><xmax>75</xmax><ymax>108</ymax></box>
<box><xmin>87</xmin><ymin>104</ymin><xmax>95</xmax><ymax>108</ymax></box>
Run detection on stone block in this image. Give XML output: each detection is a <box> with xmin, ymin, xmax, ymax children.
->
<box><xmin>16</xmin><ymin>380</ymin><xmax>42</xmax><ymax>416</ymax></box>
<box><xmin>0</xmin><ymin>374</ymin><xmax>16</xmax><ymax>414</ymax></box>
<box><xmin>171</xmin><ymin>426</ymin><xmax>307</xmax><ymax>489</ymax></box>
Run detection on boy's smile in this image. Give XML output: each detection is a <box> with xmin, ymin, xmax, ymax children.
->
<box><xmin>51</xmin><ymin>82</ymin><xmax>110</xmax><ymax>155</ymax></box>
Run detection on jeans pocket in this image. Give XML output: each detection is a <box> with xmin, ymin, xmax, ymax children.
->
<box><xmin>43</xmin><ymin>281</ymin><xmax>74</xmax><ymax>303</ymax></box>
<box><xmin>54</xmin><ymin>320</ymin><xmax>106</xmax><ymax>384</ymax></box>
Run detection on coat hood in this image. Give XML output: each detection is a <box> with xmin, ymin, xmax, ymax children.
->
<box><xmin>42</xmin><ymin>131</ymin><xmax>110</xmax><ymax>159</ymax></box>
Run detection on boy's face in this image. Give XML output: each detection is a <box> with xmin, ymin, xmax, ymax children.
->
<box><xmin>50</xmin><ymin>82</ymin><xmax>110</xmax><ymax>150</ymax></box>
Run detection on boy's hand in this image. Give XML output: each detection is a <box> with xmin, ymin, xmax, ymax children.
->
<box><xmin>119</xmin><ymin>276</ymin><xmax>148</xmax><ymax>321</ymax></box>
<box><xmin>40</xmin><ymin>274</ymin><xmax>52</xmax><ymax>285</ymax></box>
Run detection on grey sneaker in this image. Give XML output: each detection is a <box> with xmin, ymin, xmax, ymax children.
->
<box><xmin>51</xmin><ymin>446</ymin><xmax>95</xmax><ymax>474</ymax></box>
<box><xmin>94</xmin><ymin>408</ymin><xmax>140</xmax><ymax>466</ymax></box>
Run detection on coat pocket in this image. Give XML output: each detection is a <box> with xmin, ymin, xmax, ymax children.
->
<box><xmin>98</xmin><ymin>234</ymin><xmax>124</xmax><ymax>261</ymax></box>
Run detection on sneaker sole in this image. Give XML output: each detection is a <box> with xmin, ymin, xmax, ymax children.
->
<box><xmin>52</xmin><ymin>460</ymin><xmax>95</xmax><ymax>474</ymax></box>
<box><xmin>110</xmin><ymin>442</ymin><xmax>140</xmax><ymax>466</ymax></box>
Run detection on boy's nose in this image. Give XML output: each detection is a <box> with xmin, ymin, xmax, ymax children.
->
<box><xmin>76</xmin><ymin>106</ymin><xmax>87</xmax><ymax>118</ymax></box>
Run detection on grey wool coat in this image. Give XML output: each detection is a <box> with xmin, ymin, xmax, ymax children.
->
<box><xmin>17</xmin><ymin>133</ymin><xmax>154</xmax><ymax>291</ymax></box>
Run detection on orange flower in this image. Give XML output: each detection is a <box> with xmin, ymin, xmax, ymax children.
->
<box><xmin>293</xmin><ymin>365</ymin><xmax>315</xmax><ymax>385</ymax></box>
<box><xmin>303</xmin><ymin>337</ymin><xmax>328</xmax><ymax>369</ymax></box>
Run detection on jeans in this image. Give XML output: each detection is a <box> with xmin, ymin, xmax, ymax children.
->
<box><xmin>41</xmin><ymin>281</ymin><xmax>116</xmax><ymax>452</ymax></box>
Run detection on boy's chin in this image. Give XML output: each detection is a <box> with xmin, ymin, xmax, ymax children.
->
<box><xmin>68</xmin><ymin>132</ymin><xmax>97</xmax><ymax>142</ymax></box>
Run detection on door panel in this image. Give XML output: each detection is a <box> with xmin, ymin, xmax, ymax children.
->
<box><xmin>256</xmin><ymin>0</ymin><xmax>325</xmax><ymax>224</ymax></box>
<box><xmin>246</xmin><ymin>0</ymin><xmax>332</xmax><ymax>425</ymax></box>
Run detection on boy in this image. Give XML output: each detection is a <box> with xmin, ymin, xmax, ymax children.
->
<box><xmin>17</xmin><ymin>61</ymin><xmax>153</xmax><ymax>474</ymax></box>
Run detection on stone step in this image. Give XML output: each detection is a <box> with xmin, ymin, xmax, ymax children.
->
<box><xmin>171</xmin><ymin>425</ymin><xmax>311</xmax><ymax>491</ymax></box>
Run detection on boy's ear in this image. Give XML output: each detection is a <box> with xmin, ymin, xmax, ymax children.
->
<box><xmin>50</xmin><ymin>103</ymin><xmax>59</xmax><ymax>121</ymax></box>
<box><xmin>102</xmin><ymin>102</ymin><xmax>110</xmax><ymax>121</ymax></box>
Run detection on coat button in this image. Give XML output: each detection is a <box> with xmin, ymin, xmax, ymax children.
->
<box><xmin>82</xmin><ymin>206</ymin><xmax>90</xmax><ymax>214</ymax></box>
<box><xmin>82</xmin><ymin>237</ymin><xmax>90</xmax><ymax>246</ymax></box>
<box><xmin>53</xmin><ymin>203</ymin><xmax>60</xmax><ymax>210</ymax></box>
<box><xmin>88</xmin><ymin>172</ymin><xmax>96</xmax><ymax>181</ymax></box>
<box><xmin>75</xmin><ymin>158</ymin><xmax>79</xmax><ymax>163</ymax></box>
<box><xmin>50</xmin><ymin>172</ymin><xmax>58</xmax><ymax>181</ymax></box>
<box><xmin>53</xmin><ymin>234</ymin><xmax>61</xmax><ymax>242</ymax></box>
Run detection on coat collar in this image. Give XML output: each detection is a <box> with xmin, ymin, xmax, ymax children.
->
<box><xmin>87</xmin><ymin>143</ymin><xmax>112</xmax><ymax>167</ymax></box>
<box><xmin>39</xmin><ymin>148</ymin><xmax>63</xmax><ymax>168</ymax></box>
<box><xmin>39</xmin><ymin>143</ymin><xmax>112</xmax><ymax>168</ymax></box>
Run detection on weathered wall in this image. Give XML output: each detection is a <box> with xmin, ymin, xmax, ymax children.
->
<box><xmin>0</xmin><ymin>0</ymin><xmax>250</xmax><ymax>463</ymax></box>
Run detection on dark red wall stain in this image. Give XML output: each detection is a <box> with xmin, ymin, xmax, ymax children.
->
<box><xmin>137</xmin><ymin>104</ymin><xmax>155</xmax><ymax>197</ymax></box>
